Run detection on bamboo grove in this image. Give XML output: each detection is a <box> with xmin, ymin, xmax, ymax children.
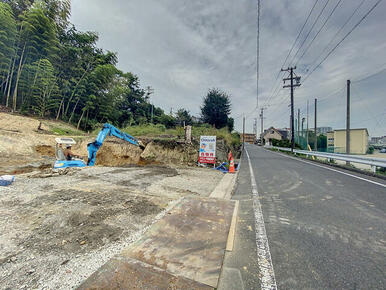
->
<box><xmin>0</xmin><ymin>0</ymin><xmax>177</xmax><ymax>130</ymax></box>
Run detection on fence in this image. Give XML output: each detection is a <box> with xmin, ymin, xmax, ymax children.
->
<box><xmin>270</xmin><ymin>146</ymin><xmax>386</xmax><ymax>173</ymax></box>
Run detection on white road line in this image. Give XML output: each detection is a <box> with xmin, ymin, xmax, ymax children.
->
<box><xmin>245</xmin><ymin>149</ymin><xmax>277</xmax><ymax>290</ymax></box>
<box><xmin>268</xmin><ymin>149</ymin><xmax>386</xmax><ymax>188</ymax></box>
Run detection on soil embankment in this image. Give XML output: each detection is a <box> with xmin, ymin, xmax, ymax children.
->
<box><xmin>0</xmin><ymin>112</ymin><xmax>239</xmax><ymax>174</ymax></box>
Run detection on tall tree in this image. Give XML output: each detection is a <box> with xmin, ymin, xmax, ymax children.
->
<box><xmin>22</xmin><ymin>58</ymin><xmax>59</xmax><ymax>117</ymax></box>
<box><xmin>10</xmin><ymin>3</ymin><xmax>58</xmax><ymax>110</ymax></box>
<box><xmin>2</xmin><ymin>0</ymin><xmax>70</xmax><ymax>28</ymax></box>
<box><xmin>175</xmin><ymin>108</ymin><xmax>192</xmax><ymax>126</ymax></box>
<box><xmin>201</xmin><ymin>88</ymin><xmax>231</xmax><ymax>128</ymax></box>
<box><xmin>0</xmin><ymin>2</ymin><xmax>17</xmax><ymax>102</ymax></box>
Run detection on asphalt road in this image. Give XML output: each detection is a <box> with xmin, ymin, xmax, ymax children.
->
<box><xmin>221</xmin><ymin>144</ymin><xmax>385</xmax><ymax>290</ymax></box>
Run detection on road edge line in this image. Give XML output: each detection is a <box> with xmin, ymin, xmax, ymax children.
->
<box><xmin>245</xmin><ymin>148</ymin><xmax>277</xmax><ymax>290</ymax></box>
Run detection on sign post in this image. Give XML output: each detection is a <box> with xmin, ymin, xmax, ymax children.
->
<box><xmin>198</xmin><ymin>136</ymin><xmax>216</xmax><ymax>165</ymax></box>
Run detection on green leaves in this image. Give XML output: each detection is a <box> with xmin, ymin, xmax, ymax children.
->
<box><xmin>22</xmin><ymin>59</ymin><xmax>59</xmax><ymax>117</ymax></box>
<box><xmin>19</xmin><ymin>5</ymin><xmax>59</xmax><ymax>64</ymax></box>
<box><xmin>201</xmin><ymin>88</ymin><xmax>232</xmax><ymax>129</ymax></box>
<box><xmin>0</xmin><ymin>3</ymin><xmax>17</xmax><ymax>81</ymax></box>
<box><xmin>0</xmin><ymin>0</ymin><xmax>174</xmax><ymax>132</ymax></box>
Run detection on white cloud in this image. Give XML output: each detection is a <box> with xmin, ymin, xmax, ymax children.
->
<box><xmin>71</xmin><ymin>0</ymin><xmax>386</xmax><ymax>136</ymax></box>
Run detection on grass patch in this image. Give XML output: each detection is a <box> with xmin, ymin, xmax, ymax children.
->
<box><xmin>123</xmin><ymin>124</ymin><xmax>182</xmax><ymax>138</ymax></box>
<box><xmin>377</xmin><ymin>167</ymin><xmax>386</xmax><ymax>176</ymax></box>
<box><xmin>51</xmin><ymin>127</ymin><xmax>84</xmax><ymax>136</ymax></box>
<box><xmin>122</xmin><ymin>124</ymin><xmax>241</xmax><ymax>148</ymax></box>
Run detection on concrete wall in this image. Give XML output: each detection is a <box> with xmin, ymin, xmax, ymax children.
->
<box><xmin>334</xmin><ymin>129</ymin><xmax>368</xmax><ymax>154</ymax></box>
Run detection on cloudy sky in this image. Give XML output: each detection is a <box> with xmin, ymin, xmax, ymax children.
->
<box><xmin>70</xmin><ymin>0</ymin><xmax>386</xmax><ymax>136</ymax></box>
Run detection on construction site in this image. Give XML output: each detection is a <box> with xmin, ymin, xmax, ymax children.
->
<box><xmin>0</xmin><ymin>111</ymin><xmax>241</xmax><ymax>289</ymax></box>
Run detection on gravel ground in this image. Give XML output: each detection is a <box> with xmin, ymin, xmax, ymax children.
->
<box><xmin>0</xmin><ymin>165</ymin><xmax>223</xmax><ymax>289</ymax></box>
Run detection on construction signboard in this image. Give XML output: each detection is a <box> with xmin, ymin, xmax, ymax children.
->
<box><xmin>199</xmin><ymin>136</ymin><xmax>216</xmax><ymax>164</ymax></box>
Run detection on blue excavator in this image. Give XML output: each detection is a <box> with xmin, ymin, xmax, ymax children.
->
<box><xmin>54</xmin><ymin>123</ymin><xmax>140</xmax><ymax>169</ymax></box>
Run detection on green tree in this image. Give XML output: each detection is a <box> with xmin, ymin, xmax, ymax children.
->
<box><xmin>2</xmin><ymin>0</ymin><xmax>71</xmax><ymax>28</ymax></box>
<box><xmin>10</xmin><ymin>4</ymin><xmax>59</xmax><ymax>110</ymax></box>
<box><xmin>175</xmin><ymin>108</ymin><xmax>192</xmax><ymax>126</ymax></box>
<box><xmin>0</xmin><ymin>2</ymin><xmax>17</xmax><ymax>102</ymax></box>
<box><xmin>227</xmin><ymin>117</ymin><xmax>234</xmax><ymax>132</ymax></box>
<box><xmin>23</xmin><ymin>58</ymin><xmax>59</xmax><ymax>117</ymax></box>
<box><xmin>201</xmin><ymin>88</ymin><xmax>231</xmax><ymax>128</ymax></box>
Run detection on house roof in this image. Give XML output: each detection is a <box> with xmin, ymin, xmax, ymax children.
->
<box><xmin>277</xmin><ymin>130</ymin><xmax>288</xmax><ymax>139</ymax></box>
<box><xmin>263</xmin><ymin>127</ymin><xmax>288</xmax><ymax>139</ymax></box>
<box><xmin>333</xmin><ymin>128</ymin><xmax>369</xmax><ymax>135</ymax></box>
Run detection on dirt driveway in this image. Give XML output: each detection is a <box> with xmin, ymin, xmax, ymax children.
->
<box><xmin>0</xmin><ymin>165</ymin><xmax>223</xmax><ymax>289</ymax></box>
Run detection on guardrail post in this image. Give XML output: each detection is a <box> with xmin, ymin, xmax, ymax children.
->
<box><xmin>371</xmin><ymin>166</ymin><xmax>376</xmax><ymax>173</ymax></box>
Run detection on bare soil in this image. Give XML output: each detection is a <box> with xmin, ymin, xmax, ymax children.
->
<box><xmin>0</xmin><ymin>112</ymin><xmax>234</xmax><ymax>289</ymax></box>
<box><xmin>0</xmin><ymin>166</ymin><xmax>223</xmax><ymax>289</ymax></box>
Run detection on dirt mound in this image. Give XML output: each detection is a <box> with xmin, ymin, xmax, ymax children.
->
<box><xmin>35</xmin><ymin>145</ymin><xmax>55</xmax><ymax>157</ymax></box>
<box><xmin>76</xmin><ymin>138</ymin><xmax>143</xmax><ymax>166</ymax></box>
<box><xmin>0</xmin><ymin>112</ymin><xmax>239</xmax><ymax>171</ymax></box>
<box><xmin>140</xmin><ymin>140</ymin><xmax>198</xmax><ymax>166</ymax></box>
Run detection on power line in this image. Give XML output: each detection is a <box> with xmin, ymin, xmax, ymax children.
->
<box><xmin>266</xmin><ymin>0</ymin><xmax>328</xmax><ymax>108</ymax></box>
<box><xmin>263</xmin><ymin>0</ymin><xmax>320</xmax><ymax>107</ymax></box>
<box><xmin>305</xmin><ymin>0</ymin><xmax>366</xmax><ymax>74</ymax></box>
<box><xmin>303</xmin><ymin>0</ymin><xmax>385</xmax><ymax>83</ymax></box>
<box><xmin>289</xmin><ymin>0</ymin><xmax>331</xmax><ymax>66</ymax></box>
<box><xmin>352</xmin><ymin>65</ymin><xmax>386</xmax><ymax>83</ymax></box>
<box><xmin>295</xmin><ymin>0</ymin><xmax>344</xmax><ymax>66</ymax></box>
<box><xmin>350</xmin><ymin>85</ymin><xmax>383</xmax><ymax>127</ymax></box>
<box><xmin>281</xmin><ymin>0</ymin><xmax>320</xmax><ymax>71</ymax></box>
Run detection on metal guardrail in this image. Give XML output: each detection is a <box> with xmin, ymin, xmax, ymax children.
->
<box><xmin>270</xmin><ymin>146</ymin><xmax>386</xmax><ymax>172</ymax></box>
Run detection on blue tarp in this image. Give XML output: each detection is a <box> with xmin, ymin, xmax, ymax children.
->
<box><xmin>215</xmin><ymin>162</ymin><xmax>229</xmax><ymax>173</ymax></box>
<box><xmin>0</xmin><ymin>175</ymin><xmax>15</xmax><ymax>186</ymax></box>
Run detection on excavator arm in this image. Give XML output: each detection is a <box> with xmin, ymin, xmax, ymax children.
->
<box><xmin>87</xmin><ymin>123</ymin><xmax>139</xmax><ymax>166</ymax></box>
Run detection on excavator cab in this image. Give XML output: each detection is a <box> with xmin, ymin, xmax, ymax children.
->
<box><xmin>53</xmin><ymin>138</ymin><xmax>87</xmax><ymax>169</ymax></box>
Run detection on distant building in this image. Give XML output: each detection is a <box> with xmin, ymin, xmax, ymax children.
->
<box><xmin>327</xmin><ymin>128</ymin><xmax>369</xmax><ymax>154</ymax></box>
<box><xmin>317</xmin><ymin>127</ymin><xmax>332</xmax><ymax>135</ymax></box>
<box><xmin>241</xmin><ymin>133</ymin><xmax>256</xmax><ymax>144</ymax></box>
<box><xmin>262</xmin><ymin>127</ymin><xmax>289</xmax><ymax>144</ymax></box>
<box><xmin>310</xmin><ymin>127</ymin><xmax>333</xmax><ymax>135</ymax></box>
<box><xmin>370</xmin><ymin>136</ymin><xmax>386</xmax><ymax>145</ymax></box>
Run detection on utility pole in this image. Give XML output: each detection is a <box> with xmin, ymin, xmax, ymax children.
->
<box><xmin>297</xmin><ymin>108</ymin><xmax>300</xmax><ymax>145</ymax></box>
<box><xmin>253</xmin><ymin>118</ymin><xmax>258</xmax><ymax>143</ymax></box>
<box><xmin>314</xmin><ymin>98</ymin><xmax>317</xmax><ymax>151</ymax></box>
<box><xmin>282</xmin><ymin>66</ymin><xmax>301</xmax><ymax>152</ymax></box>
<box><xmin>242</xmin><ymin>116</ymin><xmax>246</xmax><ymax>151</ymax></box>
<box><xmin>151</xmin><ymin>104</ymin><xmax>154</xmax><ymax>123</ymax></box>
<box><xmin>306</xmin><ymin>100</ymin><xmax>309</xmax><ymax>148</ymax></box>
<box><xmin>146</xmin><ymin>86</ymin><xmax>155</xmax><ymax>123</ymax></box>
<box><xmin>301</xmin><ymin>117</ymin><xmax>305</xmax><ymax>140</ymax></box>
<box><xmin>346</xmin><ymin>80</ymin><xmax>351</xmax><ymax>164</ymax></box>
<box><xmin>290</xmin><ymin>114</ymin><xmax>292</xmax><ymax>142</ymax></box>
<box><xmin>259</xmin><ymin>107</ymin><xmax>266</xmax><ymax>141</ymax></box>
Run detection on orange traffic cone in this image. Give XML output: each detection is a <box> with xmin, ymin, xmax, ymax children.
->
<box><xmin>228</xmin><ymin>151</ymin><xmax>233</xmax><ymax>161</ymax></box>
<box><xmin>229</xmin><ymin>156</ymin><xmax>235</xmax><ymax>173</ymax></box>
